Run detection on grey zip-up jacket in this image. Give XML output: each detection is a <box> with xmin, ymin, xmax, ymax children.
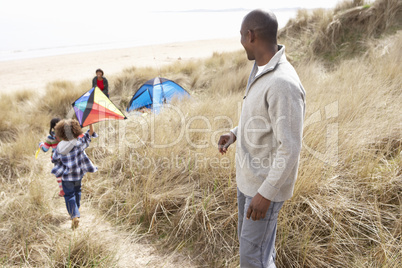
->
<box><xmin>231</xmin><ymin>45</ymin><xmax>306</xmax><ymax>202</ymax></box>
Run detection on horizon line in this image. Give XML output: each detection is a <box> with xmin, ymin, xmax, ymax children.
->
<box><xmin>154</xmin><ymin>7</ymin><xmax>317</xmax><ymax>13</ymax></box>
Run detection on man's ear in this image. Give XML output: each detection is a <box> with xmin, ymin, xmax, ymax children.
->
<box><xmin>249</xmin><ymin>29</ymin><xmax>256</xmax><ymax>43</ymax></box>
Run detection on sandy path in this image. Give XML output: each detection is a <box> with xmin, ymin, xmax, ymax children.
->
<box><xmin>0</xmin><ymin>38</ymin><xmax>241</xmax><ymax>94</ymax></box>
<box><xmin>56</xmin><ymin>205</ymin><xmax>194</xmax><ymax>267</ymax></box>
<box><xmin>38</xmin><ymin>153</ymin><xmax>195</xmax><ymax>267</ymax></box>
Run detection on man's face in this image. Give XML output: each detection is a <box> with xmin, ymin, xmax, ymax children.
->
<box><xmin>240</xmin><ymin>23</ymin><xmax>255</xmax><ymax>61</ymax></box>
<box><xmin>96</xmin><ymin>71</ymin><xmax>103</xmax><ymax>78</ymax></box>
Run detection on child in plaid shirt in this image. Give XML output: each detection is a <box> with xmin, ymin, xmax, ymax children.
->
<box><xmin>51</xmin><ymin>119</ymin><xmax>98</xmax><ymax>230</ymax></box>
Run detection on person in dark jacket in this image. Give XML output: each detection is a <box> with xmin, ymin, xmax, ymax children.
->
<box><xmin>92</xmin><ymin>68</ymin><xmax>109</xmax><ymax>97</ymax></box>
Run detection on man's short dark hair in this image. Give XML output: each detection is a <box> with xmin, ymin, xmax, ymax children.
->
<box><xmin>243</xmin><ymin>9</ymin><xmax>278</xmax><ymax>45</ymax></box>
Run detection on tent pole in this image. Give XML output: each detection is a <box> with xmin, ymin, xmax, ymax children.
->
<box><xmin>159</xmin><ymin>77</ymin><xmax>166</xmax><ymax>103</ymax></box>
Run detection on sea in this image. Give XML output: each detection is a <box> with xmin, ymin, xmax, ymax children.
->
<box><xmin>0</xmin><ymin>9</ymin><xmax>299</xmax><ymax>62</ymax></box>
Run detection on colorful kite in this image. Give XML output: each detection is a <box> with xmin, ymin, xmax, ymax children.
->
<box><xmin>72</xmin><ymin>87</ymin><xmax>127</xmax><ymax>127</ymax></box>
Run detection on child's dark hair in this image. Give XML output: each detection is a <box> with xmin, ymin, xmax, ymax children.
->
<box><xmin>55</xmin><ymin>119</ymin><xmax>83</xmax><ymax>141</ymax></box>
<box><xmin>50</xmin><ymin>118</ymin><xmax>61</xmax><ymax>135</ymax></box>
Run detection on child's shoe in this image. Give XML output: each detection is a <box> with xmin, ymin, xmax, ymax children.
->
<box><xmin>71</xmin><ymin>217</ymin><xmax>79</xmax><ymax>230</ymax></box>
<box><xmin>58</xmin><ymin>190</ymin><xmax>65</xmax><ymax>197</ymax></box>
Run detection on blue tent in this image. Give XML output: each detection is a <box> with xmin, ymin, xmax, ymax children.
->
<box><xmin>127</xmin><ymin>77</ymin><xmax>190</xmax><ymax>113</ymax></box>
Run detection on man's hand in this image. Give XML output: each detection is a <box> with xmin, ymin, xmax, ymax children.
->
<box><xmin>246</xmin><ymin>193</ymin><xmax>271</xmax><ymax>221</ymax></box>
<box><xmin>218</xmin><ymin>132</ymin><xmax>237</xmax><ymax>154</ymax></box>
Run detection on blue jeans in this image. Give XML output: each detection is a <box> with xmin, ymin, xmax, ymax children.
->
<box><xmin>237</xmin><ymin>189</ymin><xmax>284</xmax><ymax>268</ymax></box>
<box><xmin>62</xmin><ymin>180</ymin><xmax>82</xmax><ymax>219</ymax></box>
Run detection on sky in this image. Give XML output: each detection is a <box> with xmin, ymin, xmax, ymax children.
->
<box><xmin>0</xmin><ymin>0</ymin><xmax>342</xmax><ymax>59</ymax></box>
<box><xmin>0</xmin><ymin>0</ymin><xmax>340</xmax><ymax>19</ymax></box>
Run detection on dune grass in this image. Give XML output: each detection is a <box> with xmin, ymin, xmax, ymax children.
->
<box><xmin>84</xmin><ymin>31</ymin><xmax>401</xmax><ymax>267</ymax></box>
<box><xmin>0</xmin><ymin>0</ymin><xmax>401</xmax><ymax>266</ymax></box>
<box><xmin>0</xmin><ymin>177</ymin><xmax>116</xmax><ymax>267</ymax></box>
<box><xmin>280</xmin><ymin>0</ymin><xmax>402</xmax><ymax>63</ymax></box>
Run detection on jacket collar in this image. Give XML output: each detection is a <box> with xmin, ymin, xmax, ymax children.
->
<box><xmin>57</xmin><ymin>139</ymin><xmax>78</xmax><ymax>155</ymax></box>
<box><xmin>245</xmin><ymin>45</ymin><xmax>286</xmax><ymax>96</ymax></box>
<box><xmin>251</xmin><ymin>45</ymin><xmax>286</xmax><ymax>78</ymax></box>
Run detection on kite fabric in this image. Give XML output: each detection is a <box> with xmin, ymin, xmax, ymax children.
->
<box><xmin>72</xmin><ymin>87</ymin><xmax>127</xmax><ymax>127</ymax></box>
<box><xmin>35</xmin><ymin>148</ymin><xmax>40</xmax><ymax>159</ymax></box>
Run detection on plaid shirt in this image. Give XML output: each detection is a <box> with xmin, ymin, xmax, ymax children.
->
<box><xmin>51</xmin><ymin>130</ymin><xmax>98</xmax><ymax>181</ymax></box>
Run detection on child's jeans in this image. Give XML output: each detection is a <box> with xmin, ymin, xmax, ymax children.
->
<box><xmin>62</xmin><ymin>179</ymin><xmax>82</xmax><ymax>219</ymax></box>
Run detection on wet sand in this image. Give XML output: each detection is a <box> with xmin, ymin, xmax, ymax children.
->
<box><xmin>0</xmin><ymin>38</ymin><xmax>241</xmax><ymax>94</ymax></box>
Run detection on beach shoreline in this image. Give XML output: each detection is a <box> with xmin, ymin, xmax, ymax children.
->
<box><xmin>0</xmin><ymin>37</ymin><xmax>241</xmax><ymax>94</ymax></box>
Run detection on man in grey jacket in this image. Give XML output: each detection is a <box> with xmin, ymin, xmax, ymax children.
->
<box><xmin>218</xmin><ymin>9</ymin><xmax>306</xmax><ymax>268</ymax></box>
